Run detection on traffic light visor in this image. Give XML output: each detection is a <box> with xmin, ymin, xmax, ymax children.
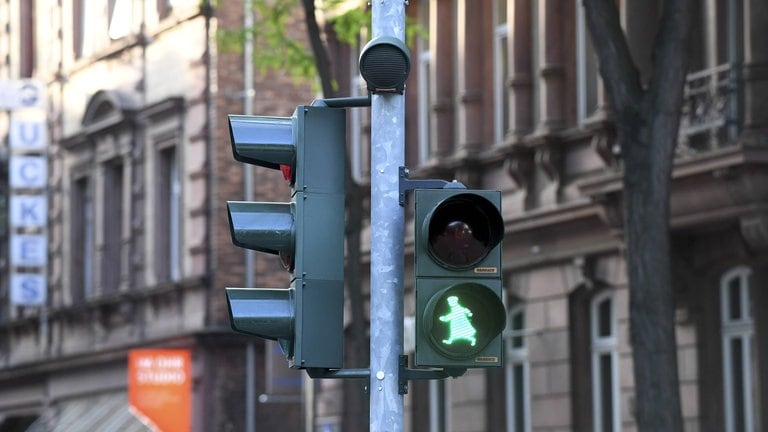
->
<box><xmin>228</xmin><ymin>115</ymin><xmax>296</xmax><ymax>182</ymax></box>
<box><xmin>226</xmin><ymin>287</ymin><xmax>295</xmax><ymax>356</ymax></box>
<box><xmin>227</xmin><ymin>201</ymin><xmax>295</xmax><ymax>267</ymax></box>
<box><xmin>425</xmin><ymin>193</ymin><xmax>504</xmax><ymax>269</ymax></box>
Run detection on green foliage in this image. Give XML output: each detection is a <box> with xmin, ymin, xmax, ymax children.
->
<box><xmin>218</xmin><ymin>0</ymin><xmax>316</xmax><ymax>82</ymax></box>
<box><xmin>329</xmin><ymin>2</ymin><xmax>426</xmax><ymax>46</ymax></box>
<box><xmin>326</xmin><ymin>0</ymin><xmax>370</xmax><ymax>46</ymax></box>
<box><xmin>216</xmin><ymin>0</ymin><xmax>425</xmax><ymax>84</ymax></box>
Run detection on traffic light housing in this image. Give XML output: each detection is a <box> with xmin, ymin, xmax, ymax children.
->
<box><xmin>225</xmin><ymin>106</ymin><xmax>345</xmax><ymax>369</ymax></box>
<box><xmin>414</xmin><ymin>189</ymin><xmax>506</xmax><ymax>368</ymax></box>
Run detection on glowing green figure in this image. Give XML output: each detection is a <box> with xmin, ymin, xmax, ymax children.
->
<box><xmin>439</xmin><ymin>296</ymin><xmax>477</xmax><ymax>346</ymax></box>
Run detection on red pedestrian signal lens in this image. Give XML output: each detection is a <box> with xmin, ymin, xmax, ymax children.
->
<box><xmin>280</xmin><ymin>164</ymin><xmax>293</xmax><ymax>184</ymax></box>
<box><xmin>279</xmin><ymin>251</ymin><xmax>294</xmax><ymax>271</ymax></box>
<box><xmin>426</xmin><ymin>194</ymin><xmax>503</xmax><ymax>269</ymax></box>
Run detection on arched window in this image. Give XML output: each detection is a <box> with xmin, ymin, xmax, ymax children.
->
<box><xmin>65</xmin><ymin>90</ymin><xmax>139</xmax><ymax>301</ymax></box>
<box><xmin>505</xmin><ymin>303</ymin><xmax>530</xmax><ymax>432</ymax></box>
<box><xmin>590</xmin><ymin>291</ymin><xmax>619</xmax><ymax>432</ymax></box>
<box><xmin>720</xmin><ymin>266</ymin><xmax>756</xmax><ymax>432</ymax></box>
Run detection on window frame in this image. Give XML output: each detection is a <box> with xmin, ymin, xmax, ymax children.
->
<box><xmin>20</xmin><ymin>0</ymin><xmax>35</xmax><ymax>76</ymax></box>
<box><xmin>590</xmin><ymin>290</ymin><xmax>620</xmax><ymax>432</ymax></box>
<box><xmin>493</xmin><ymin>0</ymin><xmax>510</xmax><ymax>144</ymax></box>
<box><xmin>575</xmin><ymin>0</ymin><xmax>599</xmax><ymax>124</ymax></box>
<box><xmin>69</xmin><ymin>174</ymin><xmax>94</xmax><ymax>302</ymax></box>
<box><xmin>505</xmin><ymin>303</ymin><xmax>531</xmax><ymax>432</ymax></box>
<box><xmin>350</xmin><ymin>37</ymin><xmax>371</xmax><ymax>182</ymax></box>
<box><xmin>108</xmin><ymin>0</ymin><xmax>132</xmax><ymax>40</ymax></box>
<box><xmin>428</xmin><ymin>378</ymin><xmax>450</xmax><ymax>432</ymax></box>
<box><xmin>720</xmin><ymin>266</ymin><xmax>756</xmax><ymax>432</ymax></box>
<box><xmin>155</xmin><ymin>145</ymin><xmax>182</xmax><ymax>283</ymax></box>
<box><xmin>101</xmin><ymin>156</ymin><xmax>126</xmax><ymax>295</ymax></box>
<box><xmin>416</xmin><ymin>0</ymin><xmax>432</xmax><ymax>164</ymax></box>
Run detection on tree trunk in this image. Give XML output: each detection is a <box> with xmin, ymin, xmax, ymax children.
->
<box><xmin>622</xmin><ymin>112</ymin><xmax>683</xmax><ymax>431</ymax></box>
<box><xmin>301</xmin><ymin>0</ymin><xmax>334</xmax><ymax>98</ymax></box>
<box><xmin>582</xmin><ymin>0</ymin><xmax>693</xmax><ymax>429</ymax></box>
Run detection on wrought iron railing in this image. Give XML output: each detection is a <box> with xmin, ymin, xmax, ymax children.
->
<box><xmin>677</xmin><ymin>63</ymin><xmax>740</xmax><ymax>156</ymax></box>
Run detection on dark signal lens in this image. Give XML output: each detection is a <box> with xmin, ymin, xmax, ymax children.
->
<box><xmin>428</xmin><ymin>218</ymin><xmax>488</xmax><ymax>268</ymax></box>
<box><xmin>426</xmin><ymin>194</ymin><xmax>503</xmax><ymax>269</ymax></box>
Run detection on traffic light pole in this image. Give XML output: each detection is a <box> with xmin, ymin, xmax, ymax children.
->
<box><xmin>369</xmin><ymin>1</ymin><xmax>406</xmax><ymax>430</ymax></box>
<box><xmin>226</xmin><ymin>1</ymin><xmax>504</xmax><ymax>425</ymax></box>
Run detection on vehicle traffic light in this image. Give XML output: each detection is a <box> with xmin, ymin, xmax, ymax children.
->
<box><xmin>414</xmin><ymin>189</ymin><xmax>506</xmax><ymax>368</ymax></box>
<box><xmin>225</xmin><ymin>105</ymin><xmax>345</xmax><ymax>369</ymax></box>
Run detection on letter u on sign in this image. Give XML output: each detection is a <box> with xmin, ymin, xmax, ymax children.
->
<box><xmin>10</xmin><ymin>111</ymin><xmax>47</xmax><ymax>151</ymax></box>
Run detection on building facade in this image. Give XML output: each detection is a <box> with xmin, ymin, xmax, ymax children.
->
<box><xmin>323</xmin><ymin>0</ymin><xmax>768</xmax><ymax>431</ymax></box>
<box><xmin>0</xmin><ymin>1</ymin><xmax>767</xmax><ymax>432</ymax></box>
<box><xmin>0</xmin><ymin>1</ymin><xmax>309</xmax><ymax>430</ymax></box>
<box><xmin>361</xmin><ymin>0</ymin><xmax>768</xmax><ymax>432</ymax></box>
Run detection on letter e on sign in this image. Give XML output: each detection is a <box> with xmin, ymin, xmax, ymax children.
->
<box><xmin>10</xmin><ymin>234</ymin><xmax>47</xmax><ymax>267</ymax></box>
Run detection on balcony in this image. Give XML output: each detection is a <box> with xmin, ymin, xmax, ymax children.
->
<box><xmin>678</xmin><ymin>63</ymin><xmax>740</xmax><ymax>157</ymax></box>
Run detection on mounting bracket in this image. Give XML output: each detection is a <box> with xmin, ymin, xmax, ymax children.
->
<box><xmin>304</xmin><ymin>356</ymin><xmax>466</xmax><ymax>395</ymax></box>
<box><xmin>398</xmin><ymin>166</ymin><xmax>466</xmax><ymax>206</ymax></box>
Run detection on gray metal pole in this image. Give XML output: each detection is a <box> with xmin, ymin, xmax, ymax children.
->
<box><xmin>369</xmin><ymin>1</ymin><xmax>406</xmax><ymax>431</ymax></box>
<box><xmin>243</xmin><ymin>2</ymin><xmax>256</xmax><ymax>432</ymax></box>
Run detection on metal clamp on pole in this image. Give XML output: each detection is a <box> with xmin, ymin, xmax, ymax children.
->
<box><xmin>398</xmin><ymin>166</ymin><xmax>466</xmax><ymax>206</ymax></box>
<box><xmin>397</xmin><ymin>355</ymin><xmax>466</xmax><ymax>395</ymax></box>
<box><xmin>305</xmin><ymin>367</ymin><xmax>371</xmax><ymax>380</ymax></box>
<box><xmin>306</xmin><ymin>368</ymin><xmax>372</xmax><ymax>395</ymax></box>
<box><xmin>311</xmin><ymin>95</ymin><xmax>371</xmax><ymax>108</ymax></box>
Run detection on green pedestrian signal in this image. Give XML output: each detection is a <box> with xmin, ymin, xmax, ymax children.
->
<box><xmin>414</xmin><ymin>189</ymin><xmax>506</xmax><ymax>368</ymax></box>
<box><xmin>439</xmin><ymin>296</ymin><xmax>477</xmax><ymax>347</ymax></box>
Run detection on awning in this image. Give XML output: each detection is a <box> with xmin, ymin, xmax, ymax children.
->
<box><xmin>28</xmin><ymin>392</ymin><xmax>152</xmax><ymax>432</ymax></box>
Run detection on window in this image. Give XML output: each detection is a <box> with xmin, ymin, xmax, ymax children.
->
<box><xmin>108</xmin><ymin>0</ymin><xmax>132</xmax><ymax>40</ymax></box>
<box><xmin>350</xmin><ymin>38</ymin><xmax>371</xmax><ymax>182</ymax></box>
<box><xmin>102</xmin><ymin>159</ymin><xmax>124</xmax><ymax>294</ymax></box>
<box><xmin>157</xmin><ymin>0</ymin><xmax>172</xmax><ymax>20</ymax></box>
<box><xmin>70</xmin><ymin>177</ymin><xmax>93</xmax><ymax>302</ymax></box>
<box><xmin>493</xmin><ymin>0</ymin><xmax>510</xmax><ymax>143</ymax></box>
<box><xmin>505</xmin><ymin>304</ymin><xmax>530</xmax><ymax>432</ymax></box>
<box><xmin>73</xmin><ymin>0</ymin><xmax>85</xmax><ymax>58</ymax></box>
<box><xmin>429</xmin><ymin>379</ymin><xmax>450</xmax><ymax>432</ymax></box>
<box><xmin>73</xmin><ymin>0</ymin><xmax>95</xmax><ymax>58</ymax></box>
<box><xmin>530</xmin><ymin>0</ymin><xmax>541</xmax><ymax>129</ymax></box>
<box><xmin>417</xmin><ymin>0</ymin><xmax>432</xmax><ymax>164</ymax></box>
<box><xmin>20</xmin><ymin>0</ymin><xmax>35</xmax><ymax>77</ymax></box>
<box><xmin>721</xmin><ymin>267</ymin><xmax>757</xmax><ymax>432</ymax></box>
<box><xmin>590</xmin><ymin>291</ymin><xmax>619</xmax><ymax>432</ymax></box>
<box><xmin>72</xmin><ymin>90</ymin><xmax>139</xmax><ymax>296</ymax></box>
<box><xmin>155</xmin><ymin>147</ymin><xmax>181</xmax><ymax>282</ymax></box>
<box><xmin>576</xmin><ymin>0</ymin><xmax>599</xmax><ymax>124</ymax></box>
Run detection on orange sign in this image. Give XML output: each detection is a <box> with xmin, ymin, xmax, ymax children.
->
<box><xmin>128</xmin><ymin>349</ymin><xmax>191</xmax><ymax>432</ymax></box>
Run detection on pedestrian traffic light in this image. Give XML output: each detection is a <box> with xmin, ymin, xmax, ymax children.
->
<box><xmin>225</xmin><ymin>105</ymin><xmax>345</xmax><ymax>369</ymax></box>
<box><xmin>414</xmin><ymin>189</ymin><xmax>506</xmax><ymax>368</ymax></box>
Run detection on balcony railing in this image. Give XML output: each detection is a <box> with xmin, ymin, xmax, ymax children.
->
<box><xmin>677</xmin><ymin>63</ymin><xmax>740</xmax><ymax>157</ymax></box>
